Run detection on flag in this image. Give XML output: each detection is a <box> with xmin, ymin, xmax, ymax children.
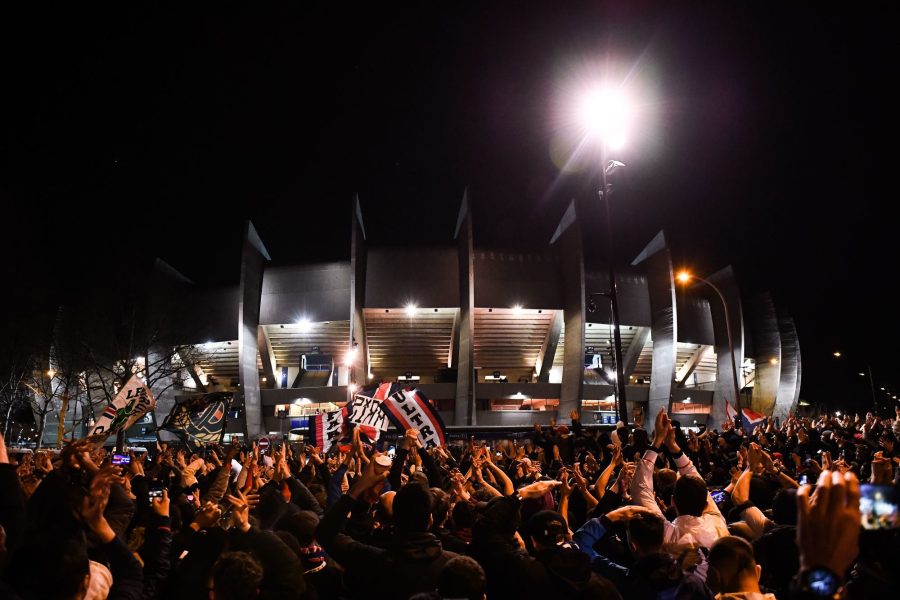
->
<box><xmin>347</xmin><ymin>391</ymin><xmax>391</xmax><ymax>441</ymax></box>
<box><xmin>724</xmin><ymin>400</ymin><xmax>738</xmax><ymax>421</ymax></box>
<box><xmin>161</xmin><ymin>393</ymin><xmax>228</xmax><ymax>453</ymax></box>
<box><xmin>309</xmin><ymin>407</ymin><xmax>347</xmax><ymax>453</ymax></box>
<box><xmin>741</xmin><ymin>407</ymin><xmax>768</xmax><ymax>432</ymax></box>
<box><xmin>379</xmin><ymin>386</ymin><xmax>446</xmax><ymax>448</ymax></box>
<box><xmin>88</xmin><ymin>374</ymin><xmax>156</xmax><ymax>446</ymax></box>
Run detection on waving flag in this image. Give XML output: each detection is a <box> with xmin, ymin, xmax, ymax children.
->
<box><xmin>741</xmin><ymin>407</ymin><xmax>768</xmax><ymax>432</ymax></box>
<box><xmin>161</xmin><ymin>393</ymin><xmax>228</xmax><ymax>453</ymax></box>
<box><xmin>88</xmin><ymin>374</ymin><xmax>156</xmax><ymax>446</ymax></box>
<box><xmin>309</xmin><ymin>407</ymin><xmax>347</xmax><ymax>453</ymax></box>
<box><xmin>347</xmin><ymin>389</ymin><xmax>391</xmax><ymax>441</ymax></box>
<box><xmin>724</xmin><ymin>400</ymin><xmax>737</xmax><ymax>421</ymax></box>
<box><xmin>379</xmin><ymin>386</ymin><xmax>446</xmax><ymax>448</ymax></box>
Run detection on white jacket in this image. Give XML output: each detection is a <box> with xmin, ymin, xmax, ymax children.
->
<box><xmin>631</xmin><ymin>448</ymin><xmax>729</xmax><ymax>549</ymax></box>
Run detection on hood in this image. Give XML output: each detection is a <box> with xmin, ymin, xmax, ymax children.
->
<box><xmin>391</xmin><ymin>531</ymin><xmax>445</xmax><ymax>562</ymax></box>
<box><xmin>536</xmin><ymin>545</ymin><xmax>594</xmax><ymax>590</ymax></box>
<box><xmin>629</xmin><ymin>552</ymin><xmax>684</xmax><ymax>591</ymax></box>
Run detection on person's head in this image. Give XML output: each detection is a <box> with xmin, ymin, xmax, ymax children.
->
<box><xmin>431</xmin><ymin>487</ymin><xmax>451</xmax><ymax>528</ymax></box>
<box><xmin>855</xmin><ymin>444</ymin><xmax>871</xmax><ymax>462</ymax></box>
<box><xmin>9</xmin><ymin>538</ymin><xmax>91</xmax><ymax>599</ymax></box>
<box><xmin>708</xmin><ymin>536</ymin><xmax>762</xmax><ymax>595</ymax></box>
<box><xmin>626</xmin><ymin>511</ymin><xmax>665</xmax><ymax>556</ymax></box>
<box><xmin>527</xmin><ymin>510</ymin><xmax>568</xmax><ymax>550</ymax></box>
<box><xmin>653</xmin><ymin>469</ymin><xmax>677</xmax><ymax>504</ymax></box>
<box><xmin>673</xmin><ymin>475</ymin><xmax>708</xmax><ymax>517</ymax></box>
<box><xmin>393</xmin><ymin>482</ymin><xmax>433</xmax><ymax>533</ymax></box>
<box><xmin>451</xmin><ymin>499</ymin><xmax>476</xmax><ymax>530</ymax></box>
<box><xmin>633</xmin><ymin>428</ymin><xmax>650</xmax><ymax>448</ymax></box>
<box><xmin>210</xmin><ymin>552</ymin><xmax>263</xmax><ymax>600</ymax></box>
<box><xmin>437</xmin><ymin>556</ymin><xmax>486</xmax><ymax>600</ymax></box>
<box><xmin>277</xmin><ymin>510</ymin><xmax>320</xmax><ymax>546</ymax></box>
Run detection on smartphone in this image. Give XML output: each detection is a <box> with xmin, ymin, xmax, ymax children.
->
<box><xmin>112</xmin><ymin>453</ymin><xmax>131</xmax><ymax>466</ymax></box>
<box><xmin>860</xmin><ymin>484</ymin><xmax>899</xmax><ymax>530</ymax></box>
<box><xmin>798</xmin><ymin>473</ymin><xmax>811</xmax><ymax>485</ymax></box>
<box><xmin>710</xmin><ymin>489</ymin><xmax>728</xmax><ymax>504</ymax></box>
<box><xmin>148</xmin><ymin>486</ymin><xmax>164</xmax><ymax>501</ymax></box>
<box><xmin>186</xmin><ymin>493</ymin><xmax>195</xmax><ymax>502</ymax></box>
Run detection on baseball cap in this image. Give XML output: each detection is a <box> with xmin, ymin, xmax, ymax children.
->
<box><xmin>527</xmin><ymin>510</ymin><xmax>568</xmax><ymax>546</ymax></box>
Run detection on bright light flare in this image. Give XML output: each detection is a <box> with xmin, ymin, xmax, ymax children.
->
<box><xmin>676</xmin><ymin>271</ymin><xmax>692</xmax><ymax>284</ymax></box>
<box><xmin>833</xmin><ymin>352</ymin><xmax>842</xmax><ymax>358</ymax></box>
<box><xmin>344</xmin><ymin>346</ymin><xmax>358</xmax><ymax>366</ymax></box>
<box><xmin>348</xmin><ymin>383</ymin><xmax>359</xmax><ymax>394</ymax></box>
<box><xmin>511</xmin><ymin>304</ymin><xmax>524</xmax><ymax>315</ymax></box>
<box><xmin>296</xmin><ymin>318</ymin><xmax>312</xmax><ymax>333</ymax></box>
<box><xmin>769</xmin><ymin>358</ymin><xmax>779</xmax><ymax>365</ymax></box>
<box><xmin>578</xmin><ymin>88</ymin><xmax>632</xmax><ymax>140</ymax></box>
<box><xmin>405</xmin><ymin>303</ymin><xmax>418</xmax><ymax>317</ymax></box>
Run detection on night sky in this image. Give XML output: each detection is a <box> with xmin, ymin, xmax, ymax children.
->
<box><xmin>2</xmin><ymin>1</ymin><xmax>897</xmax><ymax>410</ymax></box>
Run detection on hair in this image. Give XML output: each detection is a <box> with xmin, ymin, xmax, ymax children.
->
<box><xmin>627</xmin><ymin>511</ymin><xmax>666</xmax><ymax>553</ymax></box>
<box><xmin>212</xmin><ymin>552</ymin><xmax>264</xmax><ymax>600</ymax></box>
<box><xmin>308</xmin><ymin>483</ymin><xmax>327</xmax><ymax>508</ymax></box>
<box><xmin>708</xmin><ymin>536</ymin><xmax>758</xmax><ymax>593</ymax></box>
<box><xmin>748</xmin><ymin>475</ymin><xmax>777</xmax><ymax>511</ymax></box>
<box><xmin>673</xmin><ymin>475</ymin><xmax>709</xmax><ymax>517</ymax></box>
<box><xmin>438</xmin><ymin>556</ymin><xmax>486</xmax><ymax>600</ymax></box>
<box><xmin>771</xmin><ymin>488</ymin><xmax>798</xmax><ymax>526</ymax></box>
<box><xmin>633</xmin><ymin>428</ymin><xmax>650</xmax><ymax>451</ymax></box>
<box><xmin>430</xmin><ymin>487</ymin><xmax>451</xmax><ymax>527</ymax></box>
<box><xmin>393</xmin><ymin>482</ymin><xmax>433</xmax><ymax>533</ymax></box>
<box><xmin>8</xmin><ymin>538</ymin><xmax>90</xmax><ymax>599</ymax></box>
<box><xmin>277</xmin><ymin>510</ymin><xmax>320</xmax><ymax>546</ymax></box>
<box><xmin>452</xmin><ymin>499</ymin><xmax>476</xmax><ymax>530</ymax></box>
<box><xmin>654</xmin><ymin>469</ymin><xmax>677</xmax><ymax>504</ymax></box>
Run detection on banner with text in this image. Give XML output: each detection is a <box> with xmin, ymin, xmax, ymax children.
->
<box><xmin>309</xmin><ymin>407</ymin><xmax>347</xmax><ymax>453</ymax></box>
<box><xmin>379</xmin><ymin>387</ymin><xmax>446</xmax><ymax>448</ymax></box>
<box><xmin>347</xmin><ymin>393</ymin><xmax>390</xmax><ymax>440</ymax></box>
<box><xmin>88</xmin><ymin>374</ymin><xmax>156</xmax><ymax>446</ymax></box>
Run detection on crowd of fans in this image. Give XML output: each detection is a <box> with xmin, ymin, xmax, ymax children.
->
<box><xmin>0</xmin><ymin>406</ymin><xmax>898</xmax><ymax>599</ymax></box>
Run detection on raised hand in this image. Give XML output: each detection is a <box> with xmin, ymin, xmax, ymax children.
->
<box><xmin>797</xmin><ymin>470</ymin><xmax>860</xmax><ymax>579</ymax></box>
<box><xmin>192</xmin><ymin>501</ymin><xmax>222</xmax><ymax>531</ymax></box>
<box><xmin>348</xmin><ymin>451</ymin><xmax>389</xmax><ymax>500</ymax></box>
<box><xmin>227</xmin><ymin>489</ymin><xmax>252</xmax><ymax>532</ymax></box>
<box><xmin>151</xmin><ymin>489</ymin><xmax>170</xmax><ymax>517</ymax></box>
<box><xmin>653</xmin><ymin>408</ymin><xmax>670</xmax><ymax>447</ymax></box>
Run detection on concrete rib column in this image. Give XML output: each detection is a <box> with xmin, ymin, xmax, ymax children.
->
<box><xmin>776</xmin><ymin>310</ymin><xmax>802</xmax><ymax>419</ymax></box>
<box><xmin>748</xmin><ymin>293</ymin><xmax>781</xmax><ymax>416</ymax></box>
<box><xmin>550</xmin><ymin>201</ymin><xmax>585</xmax><ymax>423</ymax></box>
<box><xmin>631</xmin><ymin>231</ymin><xmax>677</xmax><ymax>420</ymax></box>
<box><xmin>706</xmin><ymin>266</ymin><xmax>745</xmax><ymax>428</ymax></box>
<box><xmin>350</xmin><ymin>195</ymin><xmax>369</xmax><ymax>392</ymax></box>
<box><xmin>454</xmin><ymin>190</ymin><xmax>476</xmax><ymax>426</ymax></box>
<box><xmin>238</xmin><ymin>221</ymin><xmax>271</xmax><ymax>438</ymax></box>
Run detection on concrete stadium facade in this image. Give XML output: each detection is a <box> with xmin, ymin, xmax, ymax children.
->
<box><xmin>125</xmin><ymin>195</ymin><xmax>801</xmax><ymax>441</ymax></box>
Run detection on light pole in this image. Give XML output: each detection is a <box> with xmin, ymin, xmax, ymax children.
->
<box><xmin>599</xmin><ymin>160</ymin><xmax>630</xmax><ymax>425</ymax></box>
<box><xmin>577</xmin><ymin>88</ymin><xmax>632</xmax><ymax>425</ymax></box>
<box><xmin>677</xmin><ymin>271</ymin><xmax>742</xmax><ymax>413</ymax></box>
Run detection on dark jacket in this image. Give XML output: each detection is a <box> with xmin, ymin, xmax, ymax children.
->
<box><xmin>317</xmin><ymin>494</ymin><xmax>458</xmax><ymax>600</ymax></box>
<box><xmin>535</xmin><ymin>544</ymin><xmax>622</xmax><ymax>600</ymax></box>
<box><xmin>574</xmin><ymin>517</ymin><xmax>712</xmax><ymax>600</ymax></box>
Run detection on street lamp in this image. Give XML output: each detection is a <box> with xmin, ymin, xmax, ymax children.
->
<box><xmin>677</xmin><ymin>271</ymin><xmax>742</xmax><ymax>412</ymax></box>
<box><xmin>578</xmin><ymin>87</ymin><xmax>632</xmax><ymax>426</ymax></box>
